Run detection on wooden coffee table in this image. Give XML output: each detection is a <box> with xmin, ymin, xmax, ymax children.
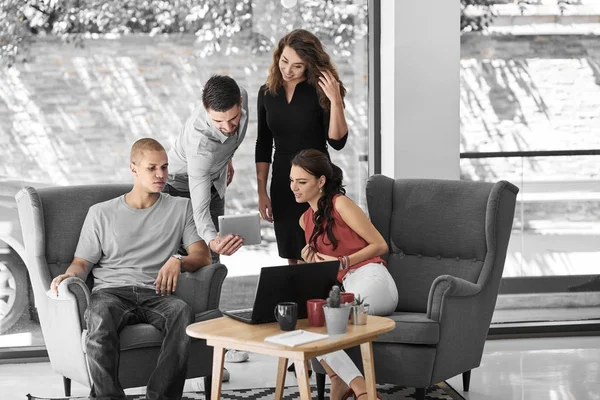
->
<box><xmin>186</xmin><ymin>315</ymin><xmax>395</xmax><ymax>400</ymax></box>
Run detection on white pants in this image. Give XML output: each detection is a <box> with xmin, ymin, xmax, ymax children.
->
<box><xmin>343</xmin><ymin>262</ymin><xmax>398</xmax><ymax>316</ymax></box>
<box><xmin>316</xmin><ymin>263</ymin><xmax>398</xmax><ymax>385</ymax></box>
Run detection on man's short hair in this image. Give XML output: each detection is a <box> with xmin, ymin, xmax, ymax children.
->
<box><xmin>201</xmin><ymin>75</ymin><xmax>241</xmax><ymax>112</ymax></box>
<box><xmin>130</xmin><ymin>138</ymin><xmax>165</xmax><ymax>164</ymax></box>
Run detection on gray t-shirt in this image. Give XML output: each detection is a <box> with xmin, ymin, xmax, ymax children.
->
<box><xmin>74</xmin><ymin>193</ymin><xmax>201</xmax><ymax>292</ymax></box>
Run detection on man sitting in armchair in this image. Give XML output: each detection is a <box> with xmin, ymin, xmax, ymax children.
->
<box><xmin>50</xmin><ymin>138</ymin><xmax>212</xmax><ymax>400</ymax></box>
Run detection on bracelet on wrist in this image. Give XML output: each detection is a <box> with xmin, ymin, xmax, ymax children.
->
<box><xmin>337</xmin><ymin>255</ymin><xmax>350</xmax><ymax>270</ymax></box>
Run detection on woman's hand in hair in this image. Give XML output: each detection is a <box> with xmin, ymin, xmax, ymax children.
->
<box><xmin>318</xmin><ymin>70</ymin><xmax>342</xmax><ymax>106</ymax></box>
<box><xmin>314</xmin><ymin>252</ymin><xmax>337</xmax><ymax>263</ymax></box>
<box><xmin>301</xmin><ymin>244</ymin><xmax>317</xmax><ymax>263</ymax></box>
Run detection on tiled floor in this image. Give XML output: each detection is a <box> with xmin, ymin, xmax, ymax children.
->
<box><xmin>2</xmin><ymin>336</ymin><xmax>599</xmax><ymax>400</ymax></box>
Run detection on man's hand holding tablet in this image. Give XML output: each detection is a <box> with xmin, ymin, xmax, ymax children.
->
<box><xmin>209</xmin><ymin>233</ymin><xmax>244</xmax><ymax>256</ymax></box>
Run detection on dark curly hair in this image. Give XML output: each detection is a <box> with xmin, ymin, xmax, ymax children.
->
<box><xmin>291</xmin><ymin>149</ymin><xmax>345</xmax><ymax>250</ymax></box>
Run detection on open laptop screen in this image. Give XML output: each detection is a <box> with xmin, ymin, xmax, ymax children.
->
<box><xmin>224</xmin><ymin>260</ymin><xmax>339</xmax><ymax>324</ymax></box>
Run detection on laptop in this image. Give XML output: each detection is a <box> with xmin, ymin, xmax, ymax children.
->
<box><xmin>223</xmin><ymin>261</ymin><xmax>339</xmax><ymax>324</ymax></box>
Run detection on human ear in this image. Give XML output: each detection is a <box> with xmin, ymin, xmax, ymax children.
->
<box><xmin>319</xmin><ymin>176</ymin><xmax>326</xmax><ymax>188</ymax></box>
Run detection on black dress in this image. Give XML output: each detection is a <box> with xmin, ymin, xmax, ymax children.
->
<box><xmin>255</xmin><ymin>81</ymin><xmax>348</xmax><ymax>259</ymax></box>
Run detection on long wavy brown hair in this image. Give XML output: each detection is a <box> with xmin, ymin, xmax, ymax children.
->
<box><xmin>291</xmin><ymin>149</ymin><xmax>346</xmax><ymax>250</ymax></box>
<box><xmin>265</xmin><ymin>29</ymin><xmax>346</xmax><ymax>111</ymax></box>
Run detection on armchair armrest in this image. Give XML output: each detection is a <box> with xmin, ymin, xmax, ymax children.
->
<box><xmin>53</xmin><ymin>277</ymin><xmax>92</xmax><ymax>329</ymax></box>
<box><xmin>175</xmin><ymin>263</ymin><xmax>228</xmax><ymax>314</ymax></box>
<box><xmin>40</xmin><ymin>277</ymin><xmax>92</xmax><ymax>387</ymax></box>
<box><xmin>426</xmin><ymin>275</ymin><xmax>481</xmax><ymax>321</ymax></box>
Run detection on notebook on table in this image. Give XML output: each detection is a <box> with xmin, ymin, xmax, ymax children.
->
<box><xmin>264</xmin><ymin>330</ymin><xmax>329</xmax><ymax>347</ymax></box>
<box><xmin>223</xmin><ymin>261</ymin><xmax>339</xmax><ymax>324</ymax></box>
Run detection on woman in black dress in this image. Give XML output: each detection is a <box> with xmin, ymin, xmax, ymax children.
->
<box><xmin>255</xmin><ymin>29</ymin><xmax>349</xmax><ymax>264</ymax></box>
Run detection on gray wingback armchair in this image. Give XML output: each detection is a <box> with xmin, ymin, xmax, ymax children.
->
<box><xmin>314</xmin><ymin>175</ymin><xmax>519</xmax><ymax>400</ymax></box>
<box><xmin>15</xmin><ymin>185</ymin><xmax>227</xmax><ymax>398</ymax></box>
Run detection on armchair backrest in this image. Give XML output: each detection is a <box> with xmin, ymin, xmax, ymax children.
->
<box><xmin>15</xmin><ymin>185</ymin><xmax>132</xmax><ymax>386</ymax></box>
<box><xmin>16</xmin><ymin>185</ymin><xmax>131</xmax><ymax>296</ymax></box>
<box><xmin>366</xmin><ymin>175</ymin><xmax>518</xmax><ymax>313</ymax></box>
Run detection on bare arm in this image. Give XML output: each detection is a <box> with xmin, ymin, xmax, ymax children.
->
<box><xmin>154</xmin><ymin>240</ymin><xmax>213</xmax><ymax>296</ymax></box>
<box><xmin>332</xmin><ymin>196</ymin><xmax>388</xmax><ymax>266</ymax></box>
<box><xmin>256</xmin><ymin>162</ymin><xmax>273</xmax><ymax>222</ymax></box>
<box><xmin>299</xmin><ymin>213</ymin><xmax>318</xmax><ymax>263</ymax></box>
<box><xmin>182</xmin><ymin>240</ymin><xmax>212</xmax><ymax>271</ymax></box>
<box><xmin>319</xmin><ymin>70</ymin><xmax>348</xmax><ymax>141</ymax></box>
<box><xmin>327</xmin><ymin>97</ymin><xmax>348</xmax><ymax>141</ymax></box>
<box><xmin>50</xmin><ymin>257</ymin><xmax>92</xmax><ymax>297</ymax></box>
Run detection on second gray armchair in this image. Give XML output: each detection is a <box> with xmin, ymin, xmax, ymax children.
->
<box><xmin>314</xmin><ymin>175</ymin><xmax>519</xmax><ymax>400</ymax></box>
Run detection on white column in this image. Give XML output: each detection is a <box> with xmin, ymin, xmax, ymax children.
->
<box><xmin>379</xmin><ymin>0</ymin><xmax>460</xmax><ymax>180</ymax></box>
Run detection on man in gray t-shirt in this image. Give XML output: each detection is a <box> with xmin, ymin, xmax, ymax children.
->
<box><xmin>74</xmin><ymin>192</ymin><xmax>200</xmax><ymax>292</ymax></box>
<box><xmin>50</xmin><ymin>138</ymin><xmax>212</xmax><ymax>400</ymax></box>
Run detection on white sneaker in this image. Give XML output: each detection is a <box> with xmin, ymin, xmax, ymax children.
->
<box><xmin>222</xmin><ymin>367</ymin><xmax>230</xmax><ymax>382</ymax></box>
<box><xmin>225</xmin><ymin>349</ymin><xmax>249</xmax><ymax>363</ymax></box>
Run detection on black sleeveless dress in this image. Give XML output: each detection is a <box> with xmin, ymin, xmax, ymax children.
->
<box><xmin>255</xmin><ymin>82</ymin><xmax>347</xmax><ymax>259</ymax></box>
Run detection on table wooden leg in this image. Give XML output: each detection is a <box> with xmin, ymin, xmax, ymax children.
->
<box><xmin>211</xmin><ymin>346</ymin><xmax>226</xmax><ymax>400</ymax></box>
<box><xmin>360</xmin><ymin>341</ymin><xmax>377</xmax><ymax>400</ymax></box>
<box><xmin>274</xmin><ymin>357</ymin><xmax>288</xmax><ymax>400</ymax></box>
<box><xmin>294</xmin><ymin>359</ymin><xmax>312</xmax><ymax>400</ymax></box>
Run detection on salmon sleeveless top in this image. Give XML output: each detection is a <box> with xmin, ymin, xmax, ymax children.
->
<box><xmin>302</xmin><ymin>195</ymin><xmax>386</xmax><ymax>282</ymax></box>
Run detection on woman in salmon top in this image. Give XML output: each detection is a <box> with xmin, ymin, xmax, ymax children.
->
<box><xmin>291</xmin><ymin>149</ymin><xmax>398</xmax><ymax>400</ymax></box>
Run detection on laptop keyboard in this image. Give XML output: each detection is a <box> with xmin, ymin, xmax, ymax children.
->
<box><xmin>227</xmin><ymin>308</ymin><xmax>253</xmax><ymax>320</ymax></box>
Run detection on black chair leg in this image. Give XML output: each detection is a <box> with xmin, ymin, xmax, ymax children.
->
<box><xmin>316</xmin><ymin>372</ymin><xmax>326</xmax><ymax>400</ymax></box>
<box><xmin>463</xmin><ymin>370</ymin><xmax>471</xmax><ymax>392</ymax></box>
<box><xmin>415</xmin><ymin>387</ymin><xmax>426</xmax><ymax>400</ymax></box>
<box><xmin>204</xmin><ymin>375</ymin><xmax>212</xmax><ymax>399</ymax></box>
<box><xmin>63</xmin><ymin>377</ymin><xmax>71</xmax><ymax>397</ymax></box>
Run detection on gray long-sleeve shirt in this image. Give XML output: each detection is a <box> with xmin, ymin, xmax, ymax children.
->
<box><xmin>167</xmin><ymin>87</ymin><xmax>249</xmax><ymax>242</ymax></box>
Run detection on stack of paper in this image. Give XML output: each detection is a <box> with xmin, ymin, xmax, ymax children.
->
<box><xmin>264</xmin><ymin>330</ymin><xmax>329</xmax><ymax>347</ymax></box>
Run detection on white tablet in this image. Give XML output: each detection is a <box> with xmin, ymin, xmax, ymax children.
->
<box><xmin>218</xmin><ymin>212</ymin><xmax>262</xmax><ymax>246</ymax></box>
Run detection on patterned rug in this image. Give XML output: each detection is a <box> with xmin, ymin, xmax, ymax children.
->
<box><xmin>27</xmin><ymin>382</ymin><xmax>464</xmax><ymax>400</ymax></box>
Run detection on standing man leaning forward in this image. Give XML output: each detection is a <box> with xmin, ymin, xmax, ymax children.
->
<box><xmin>165</xmin><ymin>75</ymin><xmax>250</xmax><ymax>365</ymax></box>
<box><xmin>50</xmin><ymin>138</ymin><xmax>212</xmax><ymax>400</ymax></box>
<box><xmin>165</xmin><ymin>74</ymin><xmax>248</xmax><ymax>263</ymax></box>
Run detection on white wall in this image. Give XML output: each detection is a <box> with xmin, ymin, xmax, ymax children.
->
<box><xmin>379</xmin><ymin>0</ymin><xmax>460</xmax><ymax>180</ymax></box>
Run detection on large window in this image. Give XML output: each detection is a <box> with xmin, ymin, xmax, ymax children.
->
<box><xmin>0</xmin><ymin>0</ymin><xmax>369</xmax><ymax>353</ymax></box>
<box><xmin>460</xmin><ymin>1</ymin><xmax>600</xmax><ymax>323</ymax></box>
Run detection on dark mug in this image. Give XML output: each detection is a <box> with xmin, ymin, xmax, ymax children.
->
<box><xmin>274</xmin><ymin>302</ymin><xmax>298</xmax><ymax>331</ymax></box>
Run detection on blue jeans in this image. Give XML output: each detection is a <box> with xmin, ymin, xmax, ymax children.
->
<box><xmin>84</xmin><ymin>286</ymin><xmax>193</xmax><ymax>400</ymax></box>
<box><xmin>163</xmin><ymin>183</ymin><xmax>224</xmax><ymax>264</ymax></box>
